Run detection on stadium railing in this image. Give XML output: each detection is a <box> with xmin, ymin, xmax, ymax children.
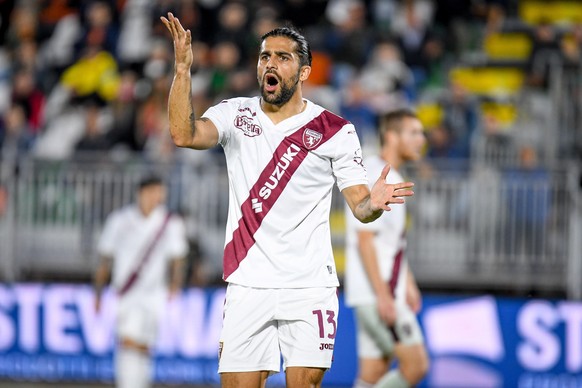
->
<box><xmin>0</xmin><ymin>155</ymin><xmax>580</xmax><ymax>299</ymax></box>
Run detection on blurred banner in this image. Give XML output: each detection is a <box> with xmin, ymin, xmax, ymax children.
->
<box><xmin>0</xmin><ymin>284</ymin><xmax>581</xmax><ymax>387</ymax></box>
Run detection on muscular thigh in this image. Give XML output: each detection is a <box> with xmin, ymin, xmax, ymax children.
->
<box><xmin>221</xmin><ymin>371</ymin><xmax>270</xmax><ymax>388</ymax></box>
<box><xmin>286</xmin><ymin>366</ymin><xmax>326</xmax><ymax>388</ymax></box>
<box><xmin>355</xmin><ymin>303</ymin><xmax>424</xmax><ymax>358</ymax></box>
<box><xmin>218</xmin><ymin>285</ymin><xmax>281</xmax><ymax>374</ymax></box>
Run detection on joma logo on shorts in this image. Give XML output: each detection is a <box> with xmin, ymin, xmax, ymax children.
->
<box><xmin>319</xmin><ymin>343</ymin><xmax>334</xmax><ymax>350</ymax></box>
<box><xmin>258</xmin><ymin>143</ymin><xmax>301</xmax><ymax>199</ymax></box>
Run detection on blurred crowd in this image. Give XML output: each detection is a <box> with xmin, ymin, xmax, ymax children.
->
<box><xmin>0</xmin><ymin>0</ymin><xmax>580</xmax><ymax>289</ymax></box>
<box><xmin>0</xmin><ymin>0</ymin><xmax>581</xmax><ymax>169</ymax></box>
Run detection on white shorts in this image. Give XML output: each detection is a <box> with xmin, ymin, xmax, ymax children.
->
<box><xmin>354</xmin><ymin>303</ymin><xmax>424</xmax><ymax>359</ymax></box>
<box><xmin>218</xmin><ymin>284</ymin><xmax>339</xmax><ymax>374</ymax></box>
<box><xmin>116</xmin><ymin>293</ymin><xmax>164</xmax><ymax>346</ymax></box>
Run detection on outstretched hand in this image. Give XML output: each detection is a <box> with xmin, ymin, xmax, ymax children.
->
<box><xmin>160</xmin><ymin>12</ymin><xmax>193</xmax><ymax>73</ymax></box>
<box><xmin>370</xmin><ymin>164</ymin><xmax>415</xmax><ymax>212</ymax></box>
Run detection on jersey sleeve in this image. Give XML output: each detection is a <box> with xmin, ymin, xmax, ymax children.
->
<box><xmin>332</xmin><ymin>123</ymin><xmax>369</xmax><ymax>191</ymax></box>
<box><xmin>200</xmin><ymin>99</ymin><xmax>237</xmax><ymax>146</ymax></box>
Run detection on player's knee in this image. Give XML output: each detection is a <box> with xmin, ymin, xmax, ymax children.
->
<box><xmin>286</xmin><ymin>366</ymin><xmax>326</xmax><ymax>388</ymax></box>
<box><xmin>399</xmin><ymin>350</ymin><xmax>429</xmax><ymax>384</ymax></box>
<box><xmin>359</xmin><ymin>358</ymin><xmax>390</xmax><ymax>383</ymax></box>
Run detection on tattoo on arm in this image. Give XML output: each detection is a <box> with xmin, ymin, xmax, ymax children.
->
<box><xmin>189</xmin><ymin>112</ymin><xmax>196</xmax><ymax>135</ymax></box>
<box><xmin>356</xmin><ymin>196</ymin><xmax>382</xmax><ymax>223</ymax></box>
<box><xmin>356</xmin><ymin>196</ymin><xmax>370</xmax><ymax>214</ymax></box>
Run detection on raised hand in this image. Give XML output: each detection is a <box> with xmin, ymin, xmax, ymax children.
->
<box><xmin>160</xmin><ymin>12</ymin><xmax>193</xmax><ymax>74</ymax></box>
<box><xmin>370</xmin><ymin>164</ymin><xmax>414</xmax><ymax>212</ymax></box>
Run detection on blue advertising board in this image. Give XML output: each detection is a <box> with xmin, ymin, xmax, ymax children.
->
<box><xmin>0</xmin><ymin>284</ymin><xmax>580</xmax><ymax>387</ymax></box>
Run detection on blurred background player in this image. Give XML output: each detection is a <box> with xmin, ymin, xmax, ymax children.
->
<box><xmin>93</xmin><ymin>175</ymin><xmax>188</xmax><ymax>388</ymax></box>
<box><xmin>344</xmin><ymin>109</ymin><xmax>430</xmax><ymax>388</ymax></box>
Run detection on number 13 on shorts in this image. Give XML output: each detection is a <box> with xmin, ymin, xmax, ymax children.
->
<box><xmin>312</xmin><ymin>309</ymin><xmax>337</xmax><ymax>349</ymax></box>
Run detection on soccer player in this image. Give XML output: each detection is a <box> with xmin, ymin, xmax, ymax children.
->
<box><xmin>344</xmin><ymin>109</ymin><xmax>430</xmax><ymax>388</ymax></box>
<box><xmin>94</xmin><ymin>175</ymin><xmax>188</xmax><ymax>388</ymax></box>
<box><xmin>161</xmin><ymin>13</ymin><xmax>415</xmax><ymax>388</ymax></box>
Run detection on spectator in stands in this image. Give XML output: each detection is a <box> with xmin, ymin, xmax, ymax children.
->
<box><xmin>0</xmin><ymin>104</ymin><xmax>36</xmax><ymax>162</ymax></box>
<box><xmin>13</xmin><ymin>38</ymin><xmax>40</xmax><ymax>76</ymax></box>
<box><xmin>37</xmin><ymin>0</ymin><xmax>78</xmax><ymax>40</ymax></box>
<box><xmin>0</xmin><ymin>1</ymin><xmax>15</xmax><ymax>46</ymax></box>
<box><xmin>11</xmin><ymin>68</ymin><xmax>45</xmax><ymax>134</ymax></box>
<box><xmin>74</xmin><ymin>0</ymin><xmax>119</xmax><ymax>58</ymax></box>
<box><xmin>116</xmin><ymin>0</ymin><xmax>156</xmax><ymax>69</ymax></box>
<box><xmin>502</xmin><ymin>145</ymin><xmax>551</xmax><ymax>258</ymax></box>
<box><xmin>391</xmin><ymin>0</ymin><xmax>440</xmax><ymax>89</ymax></box>
<box><xmin>433</xmin><ymin>0</ymin><xmax>475</xmax><ymax>56</ymax></box>
<box><xmin>107</xmin><ymin>69</ymin><xmax>142</xmax><ymax>151</ymax></box>
<box><xmin>142</xmin><ymin>38</ymin><xmax>173</xmax><ymax>83</ymax></box>
<box><xmin>73</xmin><ymin>99</ymin><xmax>111</xmax><ymax>159</ymax></box>
<box><xmin>560</xmin><ymin>23</ymin><xmax>582</xmax><ymax>68</ymax></box>
<box><xmin>281</xmin><ymin>0</ymin><xmax>328</xmax><ymax>29</ymax></box>
<box><xmin>340</xmin><ymin>79</ymin><xmax>379</xmax><ymax>152</ymax></box>
<box><xmin>137</xmin><ymin>73</ymin><xmax>174</xmax><ymax>163</ymax></box>
<box><xmin>478</xmin><ymin>111</ymin><xmax>515</xmax><ymax>163</ymax></box>
<box><xmin>58</xmin><ymin>37</ymin><xmax>121</xmax><ymax>104</ymax></box>
<box><xmin>427</xmin><ymin>82</ymin><xmax>479</xmax><ymax>160</ymax></box>
<box><xmin>527</xmin><ymin>20</ymin><xmax>561</xmax><ymax>90</ymax></box>
<box><xmin>339</xmin><ymin>21</ymin><xmax>415</xmax><ymax>150</ymax></box>
<box><xmin>4</xmin><ymin>5</ymin><xmax>38</xmax><ymax>49</ymax></box>
<box><xmin>37</xmin><ymin>7</ymin><xmax>82</xmax><ymax>92</ymax></box>
<box><xmin>214</xmin><ymin>1</ymin><xmax>252</xmax><ymax>65</ymax></box>
<box><xmin>358</xmin><ymin>39</ymin><xmax>415</xmax><ymax>110</ymax></box>
<box><xmin>323</xmin><ymin>0</ymin><xmax>375</xmax><ymax>88</ymax></box>
<box><xmin>94</xmin><ymin>175</ymin><xmax>188</xmax><ymax>388</ymax></box>
<box><xmin>207</xmin><ymin>40</ymin><xmax>243</xmax><ymax>100</ymax></box>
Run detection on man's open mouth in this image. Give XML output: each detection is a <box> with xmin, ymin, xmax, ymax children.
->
<box><xmin>264</xmin><ymin>74</ymin><xmax>279</xmax><ymax>92</ymax></box>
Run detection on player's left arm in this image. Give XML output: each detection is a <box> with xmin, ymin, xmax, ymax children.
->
<box><xmin>342</xmin><ymin>164</ymin><xmax>415</xmax><ymax>223</ymax></box>
<box><xmin>168</xmin><ymin>257</ymin><xmax>186</xmax><ymax>298</ymax></box>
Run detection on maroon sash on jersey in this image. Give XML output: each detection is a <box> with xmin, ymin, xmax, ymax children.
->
<box><xmin>118</xmin><ymin>211</ymin><xmax>172</xmax><ymax>296</ymax></box>
<box><xmin>222</xmin><ymin>110</ymin><xmax>349</xmax><ymax>280</ymax></box>
<box><xmin>388</xmin><ymin>231</ymin><xmax>407</xmax><ymax>295</ymax></box>
<box><xmin>387</xmin><ymin>232</ymin><xmax>406</xmax><ymax>339</ymax></box>
<box><xmin>388</xmin><ymin>249</ymin><xmax>403</xmax><ymax>295</ymax></box>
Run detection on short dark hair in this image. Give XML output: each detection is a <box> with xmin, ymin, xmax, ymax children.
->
<box><xmin>138</xmin><ymin>174</ymin><xmax>163</xmax><ymax>190</ymax></box>
<box><xmin>261</xmin><ymin>26</ymin><xmax>312</xmax><ymax>67</ymax></box>
<box><xmin>379</xmin><ymin>108</ymin><xmax>418</xmax><ymax>146</ymax></box>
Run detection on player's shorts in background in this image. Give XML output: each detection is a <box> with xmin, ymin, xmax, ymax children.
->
<box><xmin>218</xmin><ymin>284</ymin><xmax>339</xmax><ymax>374</ymax></box>
<box><xmin>116</xmin><ymin>293</ymin><xmax>164</xmax><ymax>346</ymax></box>
<box><xmin>354</xmin><ymin>303</ymin><xmax>424</xmax><ymax>359</ymax></box>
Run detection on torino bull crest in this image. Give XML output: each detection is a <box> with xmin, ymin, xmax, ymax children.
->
<box><xmin>303</xmin><ymin>128</ymin><xmax>322</xmax><ymax>149</ymax></box>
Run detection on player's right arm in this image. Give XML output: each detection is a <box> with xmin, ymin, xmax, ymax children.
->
<box><xmin>161</xmin><ymin>12</ymin><xmax>218</xmax><ymax>150</ymax></box>
<box><xmin>358</xmin><ymin>230</ymin><xmax>396</xmax><ymax>326</ymax></box>
<box><xmin>93</xmin><ymin>255</ymin><xmax>112</xmax><ymax>313</ymax></box>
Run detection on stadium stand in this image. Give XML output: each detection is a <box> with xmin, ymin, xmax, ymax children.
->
<box><xmin>0</xmin><ymin>0</ymin><xmax>580</xmax><ymax>299</ymax></box>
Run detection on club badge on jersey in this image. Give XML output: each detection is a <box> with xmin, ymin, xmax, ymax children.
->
<box><xmin>303</xmin><ymin>128</ymin><xmax>323</xmax><ymax>149</ymax></box>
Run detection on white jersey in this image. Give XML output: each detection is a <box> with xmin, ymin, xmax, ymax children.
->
<box><xmin>202</xmin><ymin>97</ymin><xmax>367</xmax><ymax>288</ymax></box>
<box><xmin>344</xmin><ymin>155</ymin><xmax>408</xmax><ymax>307</ymax></box>
<box><xmin>97</xmin><ymin>205</ymin><xmax>188</xmax><ymax>300</ymax></box>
